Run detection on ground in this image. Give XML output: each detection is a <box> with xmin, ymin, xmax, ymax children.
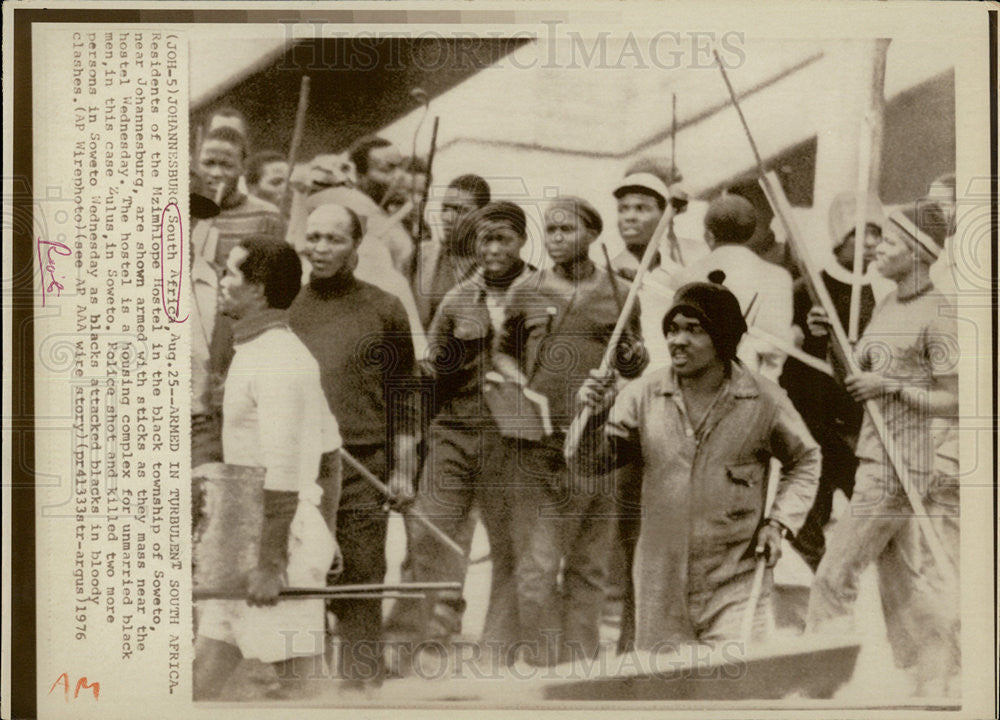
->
<box><xmin>207</xmin><ymin>493</ymin><xmax>954</xmax><ymax>706</ymax></box>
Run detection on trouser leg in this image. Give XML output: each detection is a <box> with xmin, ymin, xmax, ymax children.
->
<box><xmin>614</xmin><ymin>463</ymin><xmax>642</xmax><ymax>654</ymax></box>
<box><xmin>806</xmin><ymin>461</ymin><xmax>910</xmax><ymax>634</ymax></box>
<box><xmin>325</xmin><ymin>445</ymin><xmax>389</xmax><ymax>684</ymax></box>
<box><xmin>560</xmin><ymin>489</ymin><xmax>614</xmax><ymax>663</ymax></box>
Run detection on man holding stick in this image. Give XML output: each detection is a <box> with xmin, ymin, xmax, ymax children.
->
<box><xmin>289</xmin><ymin>203</ymin><xmax>421</xmax><ymax>690</ymax></box>
<box><xmin>194</xmin><ymin>237</ymin><xmax>341</xmax><ymax>700</ymax></box>
<box><xmin>494</xmin><ymin>196</ymin><xmax>647</xmax><ymax>666</ymax></box>
<box><xmin>574</xmin><ymin>278</ymin><xmax>819</xmax><ymax>650</ymax></box>
<box><xmin>806</xmin><ymin>201</ymin><xmax>960</xmax><ymax>696</ymax></box>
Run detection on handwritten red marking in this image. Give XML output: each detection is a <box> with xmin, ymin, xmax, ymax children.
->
<box><xmin>37</xmin><ymin>237</ymin><xmax>71</xmax><ymax>306</ymax></box>
<box><xmin>49</xmin><ymin>673</ymin><xmax>100</xmax><ymax>701</ymax></box>
<box><xmin>159</xmin><ymin>202</ymin><xmax>188</xmax><ymax>323</ymax></box>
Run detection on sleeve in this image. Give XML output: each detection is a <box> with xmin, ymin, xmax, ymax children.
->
<box><xmin>766</xmin><ymin>388</ymin><xmax>822</xmax><ymax>535</ymax></box>
<box><xmin>613</xmin><ymin>295</ymin><xmax>649</xmax><ymax>379</ymax></box>
<box><xmin>923</xmin><ymin>305</ymin><xmax>959</xmax><ymax>382</ymax></box>
<box><xmin>383</xmin><ymin>295</ymin><xmax>420</xmax><ymax>439</ymax></box>
<box><xmin>574</xmin><ymin>380</ymin><xmax>644</xmax><ymax>476</ymax></box>
<box><xmin>263</xmin><ymin>211</ymin><xmax>288</xmax><ymax>245</ymax></box>
<box><xmin>256</xmin><ymin>359</ymin><xmax>319</xmax><ymax>495</ymax></box>
<box><xmin>421</xmin><ymin>296</ymin><xmax>456</xmax><ymax>379</ymax></box>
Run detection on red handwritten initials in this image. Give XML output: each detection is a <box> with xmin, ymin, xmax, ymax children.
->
<box><xmin>49</xmin><ymin>672</ymin><xmax>100</xmax><ymax>701</ymax></box>
<box><xmin>37</xmin><ymin>237</ymin><xmax>72</xmax><ymax>306</ymax></box>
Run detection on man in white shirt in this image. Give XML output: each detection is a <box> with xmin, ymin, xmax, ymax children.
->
<box><xmin>194</xmin><ymin>237</ymin><xmax>342</xmax><ymax>700</ymax></box>
<box><xmin>675</xmin><ymin>193</ymin><xmax>794</xmax><ymax>382</ymax></box>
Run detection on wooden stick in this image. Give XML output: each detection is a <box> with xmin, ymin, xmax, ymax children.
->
<box><xmin>746</xmin><ymin>326</ymin><xmax>834</xmax><ymax>378</ymax></box>
<box><xmin>740</xmin><ymin>558</ymin><xmax>767</xmax><ymax>646</ymax></box>
<box><xmin>411</xmin><ymin>116</ymin><xmax>439</xmax><ymax>284</ymax></box>
<box><xmin>281</xmin><ymin>75</ymin><xmax>311</xmax><ymax>217</ymax></box>
<box><xmin>340</xmin><ymin>448</ymin><xmax>466</xmax><ymax>560</ymax></box>
<box><xmin>848</xmin><ymin>40</ymin><xmax>889</xmax><ymax>343</ymax></box>
<box><xmin>563</xmin><ymin>204</ymin><xmax>677</xmax><ymax>459</ymax></box>
<box><xmin>600</xmin><ymin>243</ymin><xmax>625</xmax><ymax>313</ymax></box>
<box><xmin>667</xmin><ymin>93</ymin><xmax>684</xmax><ymax>265</ymax></box>
<box><xmin>194</xmin><ymin>581</ymin><xmax>461</xmax><ymax>602</ymax></box>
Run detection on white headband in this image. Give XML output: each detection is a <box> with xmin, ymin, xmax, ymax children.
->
<box><xmin>888</xmin><ymin>210</ymin><xmax>942</xmax><ymax>260</ymax></box>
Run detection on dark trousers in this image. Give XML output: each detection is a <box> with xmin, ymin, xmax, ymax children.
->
<box><xmin>792</xmin><ymin>440</ymin><xmax>858</xmax><ymax>570</ymax></box>
<box><xmin>512</xmin><ymin>441</ymin><xmax>614</xmax><ymax>666</ymax></box>
<box><xmin>322</xmin><ymin>444</ymin><xmax>389</xmax><ymax>683</ymax></box>
<box><xmin>613</xmin><ymin>463</ymin><xmax>643</xmax><ymax>654</ymax></box>
<box><xmin>385</xmin><ymin>419</ymin><xmax>497</xmax><ymax>639</ymax></box>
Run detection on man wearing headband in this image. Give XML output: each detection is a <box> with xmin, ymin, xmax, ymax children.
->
<box><xmin>494</xmin><ymin>195</ymin><xmax>647</xmax><ymax>666</ymax></box>
<box><xmin>575</xmin><ymin>277</ymin><xmax>819</xmax><ymax>650</ymax></box>
<box><xmin>807</xmin><ymin>200</ymin><xmax>960</xmax><ymax>696</ymax></box>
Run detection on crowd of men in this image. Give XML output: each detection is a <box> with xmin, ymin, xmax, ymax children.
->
<box><xmin>189</xmin><ymin>106</ymin><xmax>961</xmax><ymax>700</ymax></box>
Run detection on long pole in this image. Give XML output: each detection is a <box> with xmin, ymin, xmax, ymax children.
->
<box><xmin>340</xmin><ymin>448</ymin><xmax>465</xmax><ymax>560</ymax></box>
<box><xmin>412</xmin><ymin>115</ymin><xmax>439</xmax><ymax>285</ymax></box>
<box><xmin>848</xmin><ymin>39</ymin><xmax>889</xmax><ymax>343</ymax></box>
<box><xmin>194</xmin><ymin>581</ymin><xmax>462</xmax><ymax>602</ymax></box>
<box><xmin>281</xmin><ymin>75</ymin><xmax>311</xmax><ymax>217</ymax></box>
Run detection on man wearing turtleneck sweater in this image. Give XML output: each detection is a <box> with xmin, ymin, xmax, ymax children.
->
<box><xmin>288</xmin><ymin>203</ymin><xmax>419</xmax><ymax>689</ymax></box>
<box><xmin>494</xmin><ymin>196</ymin><xmax>647</xmax><ymax>667</ymax></box>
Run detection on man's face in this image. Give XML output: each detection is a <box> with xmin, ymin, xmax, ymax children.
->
<box><xmin>617</xmin><ymin>192</ymin><xmax>663</xmax><ymax>250</ymax></box>
<box><xmin>666</xmin><ymin>313</ymin><xmax>720</xmax><ymax>378</ymax></box>
<box><xmin>363</xmin><ymin>145</ymin><xmax>403</xmax><ymax>200</ymax></box>
<box><xmin>305</xmin><ymin>207</ymin><xmax>358</xmax><ymax>279</ymax></box>
<box><xmin>251</xmin><ymin>160</ymin><xmax>288</xmax><ymax>207</ymax></box>
<box><xmin>835</xmin><ymin>224</ymin><xmax>882</xmax><ymax>272</ymax></box>
<box><xmin>476</xmin><ymin>220</ymin><xmax>525</xmax><ymax>279</ymax></box>
<box><xmin>441</xmin><ymin>187</ymin><xmax>479</xmax><ymax>244</ymax></box>
<box><xmin>197</xmin><ymin>139</ymin><xmax>243</xmax><ymax>201</ymax></box>
<box><xmin>544</xmin><ymin>206</ymin><xmax>592</xmax><ymax>265</ymax></box>
<box><xmin>218</xmin><ymin>246</ymin><xmax>261</xmax><ymax>319</ymax></box>
<box><xmin>874</xmin><ymin>224</ymin><xmax>924</xmax><ymax>282</ymax></box>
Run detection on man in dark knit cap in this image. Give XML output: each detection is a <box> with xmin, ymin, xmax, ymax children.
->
<box><xmin>807</xmin><ymin>200</ymin><xmax>959</xmax><ymax>697</ymax></box>
<box><xmin>575</xmin><ymin>277</ymin><xmax>819</xmax><ymax>650</ymax></box>
<box><xmin>288</xmin><ymin>203</ymin><xmax>420</xmax><ymax>690</ymax></box>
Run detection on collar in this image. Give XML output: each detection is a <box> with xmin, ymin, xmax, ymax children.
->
<box><xmin>552</xmin><ymin>258</ymin><xmax>596</xmax><ymax>283</ymax></box>
<box><xmin>219</xmin><ymin>187</ymin><xmax>248</xmax><ymax>211</ymax></box>
<box><xmin>466</xmin><ymin>262</ymin><xmax>534</xmax><ymax>295</ymax></box>
<box><xmin>612</xmin><ymin>247</ymin><xmax>661</xmax><ymax>279</ymax></box>
<box><xmin>308</xmin><ymin>269</ymin><xmax>358</xmax><ymax>298</ymax></box>
<box><xmin>232</xmin><ymin>308</ymin><xmax>288</xmax><ymax>344</ymax></box>
<box><xmin>896</xmin><ymin>277</ymin><xmax>935</xmax><ymax>302</ymax></box>
<box><xmin>655</xmin><ymin>360</ymin><xmax>759</xmax><ymax>399</ymax></box>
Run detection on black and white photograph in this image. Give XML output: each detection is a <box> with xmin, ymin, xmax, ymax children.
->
<box><xmin>5</xmin><ymin>2</ymin><xmax>997</xmax><ymax>718</ymax></box>
<box><xmin>185</xmin><ymin>25</ymin><xmax>982</xmax><ymax>706</ymax></box>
